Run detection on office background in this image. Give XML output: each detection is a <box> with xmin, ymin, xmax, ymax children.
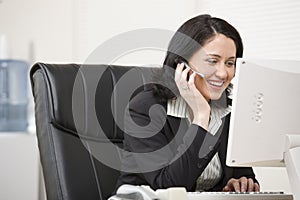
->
<box><xmin>1</xmin><ymin>0</ymin><xmax>299</xmax><ymax>199</ymax></box>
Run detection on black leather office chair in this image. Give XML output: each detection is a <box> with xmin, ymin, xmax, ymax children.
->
<box><xmin>30</xmin><ymin>63</ymin><xmax>156</xmax><ymax>200</ymax></box>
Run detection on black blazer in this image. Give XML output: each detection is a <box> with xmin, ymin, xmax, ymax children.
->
<box><xmin>116</xmin><ymin>87</ymin><xmax>258</xmax><ymax>192</ymax></box>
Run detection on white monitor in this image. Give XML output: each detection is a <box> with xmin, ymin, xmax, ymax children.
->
<box><xmin>226</xmin><ymin>58</ymin><xmax>300</xmax><ymax>200</ymax></box>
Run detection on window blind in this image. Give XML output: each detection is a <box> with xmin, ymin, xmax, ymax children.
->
<box><xmin>196</xmin><ymin>0</ymin><xmax>300</xmax><ymax>60</ymax></box>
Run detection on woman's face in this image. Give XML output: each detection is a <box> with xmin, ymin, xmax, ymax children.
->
<box><xmin>188</xmin><ymin>34</ymin><xmax>236</xmax><ymax>101</ymax></box>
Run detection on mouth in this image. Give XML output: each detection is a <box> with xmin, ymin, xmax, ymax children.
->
<box><xmin>207</xmin><ymin>80</ymin><xmax>224</xmax><ymax>88</ymax></box>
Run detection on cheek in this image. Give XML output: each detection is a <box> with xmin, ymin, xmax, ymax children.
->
<box><xmin>227</xmin><ymin>68</ymin><xmax>235</xmax><ymax>82</ymax></box>
<box><xmin>194</xmin><ymin>76</ymin><xmax>204</xmax><ymax>90</ymax></box>
<box><xmin>194</xmin><ymin>76</ymin><xmax>210</xmax><ymax>97</ymax></box>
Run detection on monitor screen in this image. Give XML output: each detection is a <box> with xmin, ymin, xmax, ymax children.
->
<box><xmin>226</xmin><ymin>58</ymin><xmax>300</xmax><ymax>199</ymax></box>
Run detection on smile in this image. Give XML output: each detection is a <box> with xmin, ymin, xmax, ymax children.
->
<box><xmin>207</xmin><ymin>80</ymin><xmax>224</xmax><ymax>88</ymax></box>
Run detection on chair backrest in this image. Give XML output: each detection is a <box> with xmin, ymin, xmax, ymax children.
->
<box><xmin>30</xmin><ymin>63</ymin><xmax>156</xmax><ymax>200</ymax></box>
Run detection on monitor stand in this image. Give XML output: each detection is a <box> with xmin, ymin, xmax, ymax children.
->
<box><xmin>285</xmin><ymin>134</ymin><xmax>300</xmax><ymax>200</ymax></box>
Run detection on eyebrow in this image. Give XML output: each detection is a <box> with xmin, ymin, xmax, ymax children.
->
<box><xmin>206</xmin><ymin>54</ymin><xmax>236</xmax><ymax>59</ymax></box>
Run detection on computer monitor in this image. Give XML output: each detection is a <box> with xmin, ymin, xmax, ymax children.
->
<box><xmin>226</xmin><ymin>58</ymin><xmax>300</xmax><ymax>200</ymax></box>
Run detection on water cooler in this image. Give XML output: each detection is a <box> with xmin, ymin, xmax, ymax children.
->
<box><xmin>0</xmin><ymin>59</ymin><xmax>28</xmax><ymax>132</ymax></box>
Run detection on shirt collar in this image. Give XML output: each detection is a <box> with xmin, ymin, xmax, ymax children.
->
<box><xmin>167</xmin><ymin>92</ymin><xmax>231</xmax><ymax>120</ymax></box>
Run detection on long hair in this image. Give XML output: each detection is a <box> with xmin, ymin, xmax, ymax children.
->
<box><xmin>152</xmin><ymin>14</ymin><xmax>243</xmax><ymax>101</ymax></box>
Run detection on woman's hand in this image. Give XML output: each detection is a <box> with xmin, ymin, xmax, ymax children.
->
<box><xmin>223</xmin><ymin>177</ymin><xmax>260</xmax><ymax>192</ymax></box>
<box><xmin>175</xmin><ymin>63</ymin><xmax>210</xmax><ymax>129</ymax></box>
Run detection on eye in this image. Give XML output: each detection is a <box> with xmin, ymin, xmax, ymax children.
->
<box><xmin>225</xmin><ymin>60</ymin><xmax>235</xmax><ymax>67</ymax></box>
<box><xmin>206</xmin><ymin>58</ymin><xmax>218</xmax><ymax>65</ymax></box>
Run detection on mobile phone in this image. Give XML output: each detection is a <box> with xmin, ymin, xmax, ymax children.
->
<box><xmin>175</xmin><ymin>58</ymin><xmax>205</xmax><ymax>78</ymax></box>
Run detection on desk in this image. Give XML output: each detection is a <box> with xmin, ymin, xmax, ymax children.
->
<box><xmin>0</xmin><ymin>133</ymin><xmax>39</xmax><ymax>200</ymax></box>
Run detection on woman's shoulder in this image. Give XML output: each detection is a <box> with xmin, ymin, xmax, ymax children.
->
<box><xmin>129</xmin><ymin>86</ymin><xmax>167</xmax><ymax>111</ymax></box>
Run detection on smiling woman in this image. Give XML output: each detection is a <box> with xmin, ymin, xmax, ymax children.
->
<box><xmin>115</xmin><ymin>14</ymin><xmax>259</xmax><ymax>193</ymax></box>
<box><xmin>188</xmin><ymin>34</ymin><xmax>236</xmax><ymax>101</ymax></box>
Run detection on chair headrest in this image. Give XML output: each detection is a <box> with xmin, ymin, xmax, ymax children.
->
<box><xmin>30</xmin><ymin>63</ymin><xmax>158</xmax><ymax>141</ymax></box>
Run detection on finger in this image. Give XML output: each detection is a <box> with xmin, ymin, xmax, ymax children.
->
<box><xmin>176</xmin><ymin>62</ymin><xmax>184</xmax><ymax>71</ymax></box>
<box><xmin>175</xmin><ymin>63</ymin><xmax>184</xmax><ymax>82</ymax></box>
<box><xmin>188</xmin><ymin>71</ymin><xmax>196</xmax><ymax>82</ymax></box>
<box><xmin>240</xmin><ymin>177</ymin><xmax>247</xmax><ymax>192</ymax></box>
<box><xmin>247</xmin><ymin>178</ymin><xmax>254</xmax><ymax>192</ymax></box>
<box><xmin>187</xmin><ymin>72</ymin><xmax>197</xmax><ymax>88</ymax></box>
<box><xmin>226</xmin><ymin>178</ymin><xmax>237</xmax><ymax>192</ymax></box>
<box><xmin>254</xmin><ymin>183</ymin><xmax>260</xmax><ymax>192</ymax></box>
<box><xmin>232</xmin><ymin>181</ymin><xmax>241</xmax><ymax>192</ymax></box>
<box><xmin>176</xmin><ymin>67</ymin><xmax>191</xmax><ymax>93</ymax></box>
<box><xmin>222</xmin><ymin>185</ymin><xmax>230</xmax><ymax>192</ymax></box>
<box><xmin>227</xmin><ymin>178</ymin><xmax>241</xmax><ymax>192</ymax></box>
<box><xmin>181</xmin><ymin>65</ymin><xmax>190</xmax><ymax>82</ymax></box>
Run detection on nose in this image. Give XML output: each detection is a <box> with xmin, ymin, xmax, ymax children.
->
<box><xmin>215</xmin><ymin>63</ymin><xmax>227</xmax><ymax>79</ymax></box>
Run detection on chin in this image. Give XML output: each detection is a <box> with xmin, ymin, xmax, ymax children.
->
<box><xmin>209</xmin><ymin>93</ymin><xmax>223</xmax><ymax>100</ymax></box>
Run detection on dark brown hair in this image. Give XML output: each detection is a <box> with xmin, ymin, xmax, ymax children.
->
<box><xmin>152</xmin><ymin>14</ymin><xmax>243</xmax><ymax>101</ymax></box>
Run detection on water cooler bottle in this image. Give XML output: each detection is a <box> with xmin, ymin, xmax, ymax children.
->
<box><xmin>0</xmin><ymin>59</ymin><xmax>28</xmax><ymax>132</ymax></box>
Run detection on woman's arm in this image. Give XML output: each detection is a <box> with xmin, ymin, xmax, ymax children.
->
<box><xmin>123</xmin><ymin>91</ymin><xmax>222</xmax><ymax>191</ymax></box>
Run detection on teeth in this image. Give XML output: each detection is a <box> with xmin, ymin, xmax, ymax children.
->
<box><xmin>208</xmin><ymin>81</ymin><xmax>223</xmax><ymax>87</ymax></box>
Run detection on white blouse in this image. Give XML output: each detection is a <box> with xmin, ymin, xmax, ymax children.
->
<box><xmin>167</xmin><ymin>94</ymin><xmax>231</xmax><ymax>191</ymax></box>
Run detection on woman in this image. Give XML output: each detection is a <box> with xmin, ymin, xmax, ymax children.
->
<box><xmin>116</xmin><ymin>14</ymin><xmax>260</xmax><ymax>192</ymax></box>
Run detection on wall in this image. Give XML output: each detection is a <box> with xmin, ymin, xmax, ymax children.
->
<box><xmin>0</xmin><ymin>0</ymin><xmax>73</xmax><ymax>63</ymax></box>
<box><xmin>72</xmin><ymin>0</ymin><xmax>197</xmax><ymax>65</ymax></box>
<box><xmin>0</xmin><ymin>0</ymin><xmax>197</xmax><ymax>64</ymax></box>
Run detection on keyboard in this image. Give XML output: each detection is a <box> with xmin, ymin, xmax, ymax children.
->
<box><xmin>187</xmin><ymin>191</ymin><xmax>293</xmax><ymax>200</ymax></box>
